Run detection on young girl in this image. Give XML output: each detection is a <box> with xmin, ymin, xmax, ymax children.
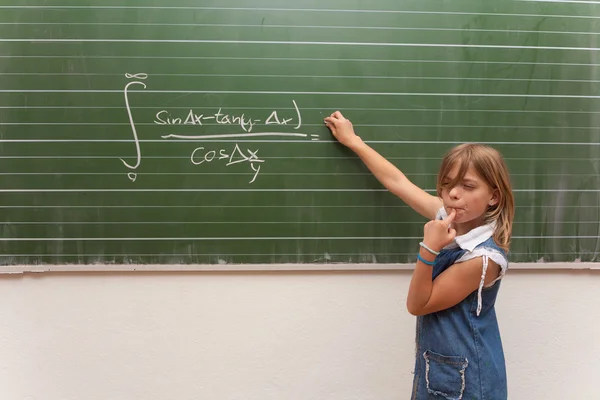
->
<box><xmin>324</xmin><ymin>111</ymin><xmax>515</xmax><ymax>400</ymax></box>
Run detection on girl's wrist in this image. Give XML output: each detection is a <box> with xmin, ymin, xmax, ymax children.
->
<box><xmin>346</xmin><ymin>136</ymin><xmax>364</xmax><ymax>151</ymax></box>
<box><xmin>418</xmin><ymin>247</ymin><xmax>436</xmax><ymax>264</ymax></box>
<box><xmin>419</xmin><ymin>241</ymin><xmax>441</xmax><ymax>255</ymax></box>
<box><xmin>420</xmin><ymin>241</ymin><xmax>442</xmax><ymax>254</ymax></box>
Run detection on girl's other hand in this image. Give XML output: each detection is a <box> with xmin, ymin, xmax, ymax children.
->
<box><xmin>324</xmin><ymin>111</ymin><xmax>362</xmax><ymax>148</ymax></box>
<box><xmin>422</xmin><ymin>209</ymin><xmax>457</xmax><ymax>252</ymax></box>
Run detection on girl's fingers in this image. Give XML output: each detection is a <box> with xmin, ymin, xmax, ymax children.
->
<box><xmin>324</xmin><ymin>116</ymin><xmax>337</xmax><ymax>126</ymax></box>
<box><xmin>444</xmin><ymin>209</ymin><xmax>456</xmax><ymax>226</ymax></box>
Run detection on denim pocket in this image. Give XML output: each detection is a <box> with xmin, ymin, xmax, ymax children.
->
<box><xmin>423</xmin><ymin>350</ymin><xmax>469</xmax><ymax>400</ymax></box>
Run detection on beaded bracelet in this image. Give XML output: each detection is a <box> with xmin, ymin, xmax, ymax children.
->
<box><xmin>419</xmin><ymin>241</ymin><xmax>440</xmax><ymax>256</ymax></box>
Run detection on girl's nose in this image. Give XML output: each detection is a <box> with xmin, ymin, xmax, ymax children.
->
<box><xmin>449</xmin><ymin>186</ymin><xmax>460</xmax><ymax>199</ymax></box>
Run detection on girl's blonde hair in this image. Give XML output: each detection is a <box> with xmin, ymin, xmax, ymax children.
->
<box><xmin>436</xmin><ymin>143</ymin><xmax>515</xmax><ymax>251</ymax></box>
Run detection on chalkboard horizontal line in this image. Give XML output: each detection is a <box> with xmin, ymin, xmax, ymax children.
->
<box><xmin>0</xmin><ymin>156</ymin><xmax>349</xmax><ymax>159</ymax></box>
<box><xmin>6</xmin><ymin>121</ymin><xmax>600</xmax><ymax>128</ymax></box>
<box><xmin>0</xmin><ymin>156</ymin><xmax>593</xmax><ymax>161</ymax></box>
<box><xmin>0</xmin><ymin>139</ymin><xmax>331</xmax><ymax>143</ymax></box>
<box><xmin>0</xmin><ymin>189</ymin><xmax>597</xmax><ymax>193</ymax></box>
<box><xmin>0</xmin><ymin>173</ymin><xmax>380</xmax><ymax>177</ymax></box>
<box><xmin>0</xmin><ymin>252</ymin><xmax>593</xmax><ymax>257</ymax></box>
<box><xmin>0</xmin><ymin>173</ymin><xmax>594</xmax><ymax>177</ymax></box>
<box><xmin>1</xmin><ymin>140</ymin><xmax>599</xmax><ymax>146</ymax></box>
<box><xmin>519</xmin><ymin>0</ymin><xmax>600</xmax><ymax>4</ymax></box>
<box><xmin>4</xmin><ymin>156</ymin><xmax>336</xmax><ymax>159</ymax></box>
<box><xmin>5</xmin><ymin>122</ymin><xmax>600</xmax><ymax>130</ymax></box>
<box><xmin>0</xmin><ymin>22</ymin><xmax>596</xmax><ymax>37</ymax></box>
<box><xmin>0</xmin><ymin>140</ymin><xmax>329</xmax><ymax>144</ymax></box>
<box><xmin>3</xmin><ymin>106</ymin><xmax>600</xmax><ymax>115</ymax></box>
<box><xmin>4</xmin><ymin>90</ymin><xmax>600</xmax><ymax>99</ymax></box>
<box><xmin>1</xmin><ymin>205</ymin><xmax>594</xmax><ymax>209</ymax></box>
<box><xmin>0</xmin><ymin>6</ymin><xmax>595</xmax><ymax>19</ymax></box>
<box><xmin>4</xmin><ymin>72</ymin><xmax>600</xmax><ymax>84</ymax></box>
<box><xmin>1</xmin><ymin>236</ymin><xmax>598</xmax><ymax>241</ymax></box>
<box><xmin>3</xmin><ymin>56</ymin><xmax>600</xmax><ymax>68</ymax></box>
<box><xmin>0</xmin><ymin>253</ymin><xmax>416</xmax><ymax>257</ymax></box>
<box><xmin>355</xmin><ymin>124</ymin><xmax>599</xmax><ymax>129</ymax></box>
<box><xmin>0</xmin><ymin>205</ymin><xmax>409</xmax><ymax>209</ymax></box>
<box><xmin>0</xmin><ymin>172</ymin><xmax>372</xmax><ymax>176</ymax></box>
<box><xmin>7</xmin><ymin>71</ymin><xmax>600</xmax><ymax>82</ymax></box>
<box><xmin>4</xmin><ymin>39</ymin><xmax>600</xmax><ymax>51</ymax></box>
<box><xmin>0</xmin><ymin>189</ymin><xmax>386</xmax><ymax>193</ymax></box>
<box><xmin>1</xmin><ymin>221</ymin><xmax>404</xmax><ymax>225</ymax></box>
<box><xmin>5</xmin><ymin>221</ymin><xmax>597</xmax><ymax>225</ymax></box>
<box><xmin>0</xmin><ymin>237</ymin><xmax>421</xmax><ymax>241</ymax></box>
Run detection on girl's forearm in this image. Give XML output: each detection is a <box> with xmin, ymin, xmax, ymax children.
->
<box><xmin>348</xmin><ymin>138</ymin><xmax>411</xmax><ymax>193</ymax></box>
<box><xmin>406</xmin><ymin>248</ymin><xmax>436</xmax><ymax>315</ymax></box>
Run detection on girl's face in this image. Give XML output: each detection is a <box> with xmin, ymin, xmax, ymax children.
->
<box><xmin>440</xmin><ymin>164</ymin><xmax>498</xmax><ymax>233</ymax></box>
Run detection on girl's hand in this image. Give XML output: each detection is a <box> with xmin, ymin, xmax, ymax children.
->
<box><xmin>324</xmin><ymin>111</ymin><xmax>362</xmax><ymax>148</ymax></box>
<box><xmin>422</xmin><ymin>209</ymin><xmax>457</xmax><ymax>252</ymax></box>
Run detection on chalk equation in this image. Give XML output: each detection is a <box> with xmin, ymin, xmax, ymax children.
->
<box><xmin>121</xmin><ymin>72</ymin><xmax>320</xmax><ymax>183</ymax></box>
<box><xmin>192</xmin><ymin>144</ymin><xmax>264</xmax><ymax>184</ymax></box>
<box><xmin>155</xmin><ymin>101</ymin><xmax>302</xmax><ymax>133</ymax></box>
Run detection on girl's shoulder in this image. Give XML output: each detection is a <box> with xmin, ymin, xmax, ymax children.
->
<box><xmin>477</xmin><ymin>236</ymin><xmax>507</xmax><ymax>255</ymax></box>
<box><xmin>458</xmin><ymin>237</ymin><xmax>508</xmax><ymax>271</ymax></box>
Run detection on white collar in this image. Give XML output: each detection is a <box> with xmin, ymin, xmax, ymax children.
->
<box><xmin>436</xmin><ymin>207</ymin><xmax>496</xmax><ymax>252</ymax></box>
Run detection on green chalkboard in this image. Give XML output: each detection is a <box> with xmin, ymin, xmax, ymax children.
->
<box><xmin>1</xmin><ymin>0</ymin><xmax>600</xmax><ymax>266</ymax></box>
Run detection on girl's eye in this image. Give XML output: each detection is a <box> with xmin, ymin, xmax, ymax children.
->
<box><xmin>463</xmin><ymin>184</ymin><xmax>476</xmax><ymax>189</ymax></box>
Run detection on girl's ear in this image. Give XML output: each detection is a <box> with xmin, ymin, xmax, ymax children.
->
<box><xmin>489</xmin><ymin>189</ymin><xmax>499</xmax><ymax>206</ymax></box>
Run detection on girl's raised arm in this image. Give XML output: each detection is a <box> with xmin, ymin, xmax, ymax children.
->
<box><xmin>324</xmin><ymin>111</ymin><xmax>442</xmax><ymax>220</ymax></box>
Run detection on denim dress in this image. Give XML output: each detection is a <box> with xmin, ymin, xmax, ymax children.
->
<box><xmin>411</xmin><ymin>210</ymin><xmax>509</xmax><ymax>400</ymax></box>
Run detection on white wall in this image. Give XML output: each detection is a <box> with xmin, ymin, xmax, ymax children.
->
<box><xmin>0</xmin><ymin>269</ymin><xmax>598</xmax><ymax>400</ymax></box>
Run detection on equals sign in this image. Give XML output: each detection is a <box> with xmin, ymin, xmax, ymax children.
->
<box><xmin>310</xmin><ymin>134</ymin><xmax>320</xmax><ymax>141</ymax></box>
